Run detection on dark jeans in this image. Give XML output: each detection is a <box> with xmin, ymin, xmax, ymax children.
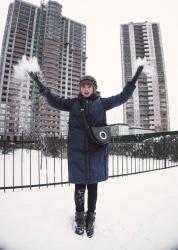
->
<box><xmin>74</xmin><ymin>183</ymin><xmax>98</xmax><ymax>213</ymax></box>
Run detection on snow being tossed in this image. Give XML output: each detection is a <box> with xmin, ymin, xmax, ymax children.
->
<box><xmin>133</xmin><ymin>57</ymin><xmax>152</xmax><ymax>75</ymax></box>
<box><xmin>13</xmin><ymin>55</ymin><xmax>40</xmax><ymax>80</ymax></box>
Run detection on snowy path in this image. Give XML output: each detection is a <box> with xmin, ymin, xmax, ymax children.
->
<box><xmin>0</xmin><ymin>168</ymin><xmax>178</xmax><ymax>250</ymax></box>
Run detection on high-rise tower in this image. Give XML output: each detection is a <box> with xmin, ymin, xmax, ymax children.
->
<box><xmin>120</xmin><ymin>22</ymin><xmax>169</xmax><ymax>132</ymax></box>
<box><xmin>0</xmin><ymin>0</ymin><xmax>86</xmax><ymax>139</ymax></box>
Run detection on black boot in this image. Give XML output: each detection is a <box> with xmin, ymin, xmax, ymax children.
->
<box><xmin>85</xmin><ymin>212</ymin><xmax>96</xmax><ymax>238</ymax></box>
<box><xmin>75</xmin><ymin>212</ymin><xmax>85</xmax><ymax>235</ymax></box>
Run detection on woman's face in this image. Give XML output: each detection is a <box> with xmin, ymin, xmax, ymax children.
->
<box><xmin>80</xmin><ymin>83</ymin><xmax>94</xmax><ymax>97</ymax></box>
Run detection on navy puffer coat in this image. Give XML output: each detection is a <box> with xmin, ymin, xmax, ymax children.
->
<box><xmin>42</xmin><ymin>82</ymin><xmax>135</xmax><ymax>184</ymax></box>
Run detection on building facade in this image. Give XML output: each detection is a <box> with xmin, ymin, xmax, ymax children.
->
<box><xmin>0</xmin><ymin>0</ymin><xmax>86</xmax><ymax>139</ymax></box>
<box><xmin>120</xmin><ymin>22</ymin><xmax>169</xmax><ymax>132</ymax></box>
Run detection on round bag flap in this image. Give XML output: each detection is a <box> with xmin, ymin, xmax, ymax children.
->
<box><xmin>91</xmin><ymin>126</ymin><xmax>111</xmax><ymax>144</ymax></box>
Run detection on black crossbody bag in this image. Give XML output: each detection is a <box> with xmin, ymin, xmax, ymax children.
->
<box><xmin>80</xmin><ymin>108</ymin><xmax>111</xmax><ymax>146</ymax></box>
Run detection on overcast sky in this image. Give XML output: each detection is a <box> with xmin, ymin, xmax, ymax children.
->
<box><xmin>0</xmin><ymin>0</ymin><xmax>178</xmax><ymax>130</ymax></box>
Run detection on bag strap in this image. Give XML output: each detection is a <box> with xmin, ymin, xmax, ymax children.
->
<box><xmin>79</xmin><ymin>99</ymin><xmax>89</xmax><ymax>127</ymax></box>
<box><xmin>80</xmin><ymin>108</ymin><xmax>90</xmax><ymax>130</ymax></box>
<box><xmin>80</xmin><ymin>107</ymin><xmax>101</xmax><ymax>145</ymax></box>
<box><xmin>80</xmin><ymin>108</ymin><xmax>94</xmax><ymax>135</ymax></box>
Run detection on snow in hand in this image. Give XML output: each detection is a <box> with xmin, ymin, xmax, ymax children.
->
<box><xmin>1</xmin><ymin>167</ymin><xmax>178</xmax><ymax>250</ymax></box>
<box><xmin>133</xmin><ymin>57</ymin><xmax>152</xmax><ymax>75</ymax></box>
<box><xmin>13</xmin><ymin>55</ymin><xmax>40</xmax><ymax>80</ymax></box>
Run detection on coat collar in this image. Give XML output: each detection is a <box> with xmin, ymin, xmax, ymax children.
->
<box><xmin>78</xmin><ymin>91</ymin><xmax>100</xmax><ymax>101</ymax></box>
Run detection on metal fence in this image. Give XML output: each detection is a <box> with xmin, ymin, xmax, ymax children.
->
<box><xmin>0</xmin><ymin>131</ymin><xmax>178</xmax><ymax>192</ymax></box>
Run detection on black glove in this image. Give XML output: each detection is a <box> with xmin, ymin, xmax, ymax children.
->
<box><xmin>131</xmin><ymin>65</ymin><xmax>144</xmax><ymax>85</ymax></box>
<box><xmin>28</xmin><ymin>71</ymin><xmax>45</xmax><ymax>92</ymax></box>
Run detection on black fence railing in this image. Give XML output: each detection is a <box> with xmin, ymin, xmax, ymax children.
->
<box><xmin>0</xmin><ymin>131</ymin><xmax>178</xmax><ymax>192</ymax></box>
<box><xmin>109</xmin><ymin>130</ymin><xmax>178</xmax><ymax>177</ymax></box>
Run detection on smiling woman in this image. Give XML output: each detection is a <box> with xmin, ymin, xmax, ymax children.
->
<box><xmin>1</xmin><ymin>0</ymin><xmax>178</xmax><ymax>241</ymax></box>
<box><xmin>79</xmin><ymin>75</ymin><xmax>97</xmax><ymax>97</ymax></box>
<box><xmin>28</xmin><ymin>64</ymin><xmax>143</xmax><ymax>237</ymax></box>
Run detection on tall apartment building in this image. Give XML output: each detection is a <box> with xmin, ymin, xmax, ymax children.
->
<box><xmin>0</xmin><ymin>0</ymin><xmax>86</xmax><ymax>139</ymax></box>
<box><xmin>120</xmin><ymin>22</ymin><xmax>169</xmax><ymax>132</ymax></box>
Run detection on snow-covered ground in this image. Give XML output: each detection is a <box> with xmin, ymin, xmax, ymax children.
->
<box><xmin>1</xmin><ymin>166</ymin><xmax>178</xmax><ymax>250</ymax></box>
